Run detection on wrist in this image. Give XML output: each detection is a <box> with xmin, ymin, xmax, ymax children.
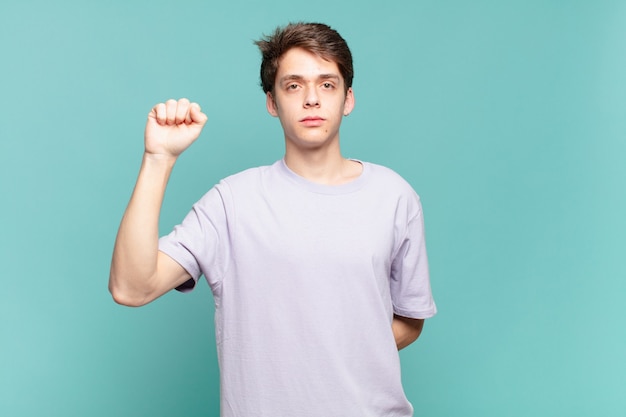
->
<box><xmin>143</xmin><ymin>151</ymin><xmax>178</xmax><ymax>167</ymax></box>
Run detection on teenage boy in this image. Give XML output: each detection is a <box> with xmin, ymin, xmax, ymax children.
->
<box><xmin>110</xmin><ymin>22</ymin><xmax>436</xmax><ymax>417</ymax></box>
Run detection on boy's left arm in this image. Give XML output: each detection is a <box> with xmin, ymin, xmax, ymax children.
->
<box><xmin>392</xmin><ymin>315</ymin><xmax>424</xmax><ymax>350</ymax></box>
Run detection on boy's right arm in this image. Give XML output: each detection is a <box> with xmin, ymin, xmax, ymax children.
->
<box><xmin>109</xmin><ymin>98</ymin><xmax>208</xmax><ymax>307</ymax></box>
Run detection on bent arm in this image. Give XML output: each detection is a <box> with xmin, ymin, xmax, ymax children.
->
<box><xmin>392</xmin><ymin>315</ymin><xmax>424</xmax><ymax>350</ymax></box>
<box><xmin>109</xmin><ymin>154</ymin><xmax>191</xmax><ymax>306</ymax></box>
<box><xmin>109</xmin><ymin>99</ymin><xmax>207</xmax><ymax>307</ymax></box>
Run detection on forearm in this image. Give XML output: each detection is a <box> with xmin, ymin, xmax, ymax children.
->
<box><xmin>109</xmin><ymin>153</ymin><xmax>176</xmax><ymax>306</ymax></box>
<box><xmin>392</xmin><ymin>315</ymin><xmax>424</xmax><ymax>350</ymax></box>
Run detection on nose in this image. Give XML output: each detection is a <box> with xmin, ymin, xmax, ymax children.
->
<box><xmin>304</xmin><ymin>87</ymin><xmax>320</xmax><ymax>108</ymax></box>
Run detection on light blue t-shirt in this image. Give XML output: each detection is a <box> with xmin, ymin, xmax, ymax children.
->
<box><xmin>159</xmin><ymin>159</ymin><xmax>437</xmax><ymax>417</ymax></box>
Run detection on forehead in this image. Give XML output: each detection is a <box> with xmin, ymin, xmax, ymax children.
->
<box><xmin>276</xmin><ymin>47</ymin><xmax>342</xmax><ymax>79</ymax></box>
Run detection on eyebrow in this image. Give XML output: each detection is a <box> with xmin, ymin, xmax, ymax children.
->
<box><xmin>279</xmin><ymin>74</ymin><xmax>341</xmax><ymax>84</ymax></box>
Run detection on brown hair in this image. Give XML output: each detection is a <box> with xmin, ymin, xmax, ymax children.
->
<box><xmin>254</xmin><ymin>22</ymin><xmax>354</xmax><ymax>94</ymax></box>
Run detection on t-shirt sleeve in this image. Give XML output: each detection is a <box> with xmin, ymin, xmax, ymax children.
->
<box><xmin>389</xmin><ymin>196</ymin><xmax>437</xmax><ymax>319</ymax></box>
<box><xmin>158</xmin><ymin>185</ymin><xmax>231</xmax><ymax>293</ymax></box>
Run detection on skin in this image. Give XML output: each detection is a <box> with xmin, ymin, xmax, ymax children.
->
<box><xmin>393</xmin><ymin>314</ymin><xmax>424</xmax><ymax>350</ymax></box>
<box><xmin>266</xmin><ymin>47</ymin><xmax>361</xmax><ymax>185</ymax></box>
<box><xmin>109</xmin><ymin>99</ymin><xmax>203</xmax><ymax>307</ymax></box>
<box><xmin>109</xmin><ymin>48</ymin><xmax>424</xmax><ymax>349</ymax></box>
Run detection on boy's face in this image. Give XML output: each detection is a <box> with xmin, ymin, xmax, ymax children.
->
<box><xmin>266</xmin><ymin>47</ymin><xmax>354</xmax><ymax>152</ymax></box>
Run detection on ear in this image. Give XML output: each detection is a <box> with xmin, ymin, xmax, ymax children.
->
<box><xmin>343</xmin><ymin>87</ymin><xmax>355</xmax><ymax>116</ymax></box>
<box><xmin>266</xmin><ymin>92</ymin><xmax>279</xmax><ymax>117</ymax></box>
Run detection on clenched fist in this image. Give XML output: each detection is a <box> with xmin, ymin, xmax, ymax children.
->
<box><xmin>144</xmin><ymin>98</ymin><xmax>208</xmax><ymax>158</ymax></box>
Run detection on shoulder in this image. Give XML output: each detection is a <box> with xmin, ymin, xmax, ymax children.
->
<box><xmin>362</xmin><ymin>161</ymin><xmax>420</xmax><ymax>198</ymax></box>
<box><xmin>359</xmin><ymin>161</ymin><xmax>425</xmax><ymax>221</ymax></box>
<box><xmin>191</xmin><ymin>162</ymin><xmax>279</xmax><ymax>215</ymax></box>
<box><xmin>364</xmin><ymin>162</ymin><xmax>408</xmax><ymax>181</ymax></box>
<box><xmin>217</xmin><ymin>161</ymin><xmax>280</xmax><ymax>190</ymax></box>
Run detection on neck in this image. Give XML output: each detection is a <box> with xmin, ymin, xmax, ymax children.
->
<box><xmin>283</xmin><ymin>145</ymin><xmax>362</xmax><ymax>185</ymax></box>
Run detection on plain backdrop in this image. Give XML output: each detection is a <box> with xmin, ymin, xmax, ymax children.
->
<box><xmin>1</xmin><ymin>1</ymin><xmax>625</xmax><ymax>416</ymax></box>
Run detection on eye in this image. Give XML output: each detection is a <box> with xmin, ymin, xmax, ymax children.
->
<box><xmin>287</xmin><ymin>83</ymin><xmax>299</xmax><ymax>90</ymax></box>
<box><xmin>322</xmin><ymin>82</ymin><xmax>335</xmax><ymax>89</ymax></box>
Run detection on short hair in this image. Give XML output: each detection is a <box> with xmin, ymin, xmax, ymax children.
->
<box><xmin>254</xmin><ymin>22</ymin><xmax>354</xmax><ymax>94</ymax></box>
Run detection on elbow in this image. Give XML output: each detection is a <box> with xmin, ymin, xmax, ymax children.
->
<box><xmin>393</xmin><ymin>316</ymin><xmax>425</xmax><ymax>350</ymax></box>
<box><xmin>108</xmin><ymin>275</ymin><xmax>150</xmax><ymax>307</ymax></box>
<box><xmin>110</xmin><ymin>289</ymin><xmax>144</xmax><ymax>307</ymax></box>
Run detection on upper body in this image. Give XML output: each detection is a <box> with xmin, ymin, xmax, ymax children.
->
<box><xmin>158</xmin><ymin>159</ymin><xmax>436</xmax><ymax>416</ymax></box>
<box><xmin>109</xmin><ymin>22</ymin><xmax>436</xmax><ymax>417</ymax></box>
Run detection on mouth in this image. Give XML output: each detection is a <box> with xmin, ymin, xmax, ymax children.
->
<box><xmin>300</xmin><ymin>116</ymin><xmax>325</xmax><ymax>127</ymax></box>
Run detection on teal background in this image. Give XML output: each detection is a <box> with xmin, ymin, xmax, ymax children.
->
<box><xmin>1</xmin><ymin>0</ymin><xmax>625</xmax><ymax>416</ymax></box>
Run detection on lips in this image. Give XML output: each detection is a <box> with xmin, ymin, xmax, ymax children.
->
<box><xmin>300</xmin><ymin>116</ymin><xmax>325</xmax><ymax>127</ymax></box>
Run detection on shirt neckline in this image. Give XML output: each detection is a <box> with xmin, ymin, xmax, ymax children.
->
<box><xmin>277</xmin><ymin>158</ymin><xmax>369</xmax><ymax>195</ymax></box>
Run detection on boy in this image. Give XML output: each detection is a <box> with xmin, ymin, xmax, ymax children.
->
<box><xmin>110</xmin><ymin>22</ymin><xmax>436</xmax><ymax>417</ymax></box>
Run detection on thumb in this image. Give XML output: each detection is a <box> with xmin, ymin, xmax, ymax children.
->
<box><xmin>189</xmin><ymin>103</ymin><xmax>208</xmax><ymax>126</ymax></box>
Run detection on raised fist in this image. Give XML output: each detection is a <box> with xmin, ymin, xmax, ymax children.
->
<box><xmin>144</xmin><ymin>98</ymin><xmax>208</xmax><ymax>158</ymax></box>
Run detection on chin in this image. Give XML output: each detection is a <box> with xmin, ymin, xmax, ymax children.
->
<box><xmin>290</xmin><ymin>137</ymin><xmax>334</xmax><ymax>150</ymax></box>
